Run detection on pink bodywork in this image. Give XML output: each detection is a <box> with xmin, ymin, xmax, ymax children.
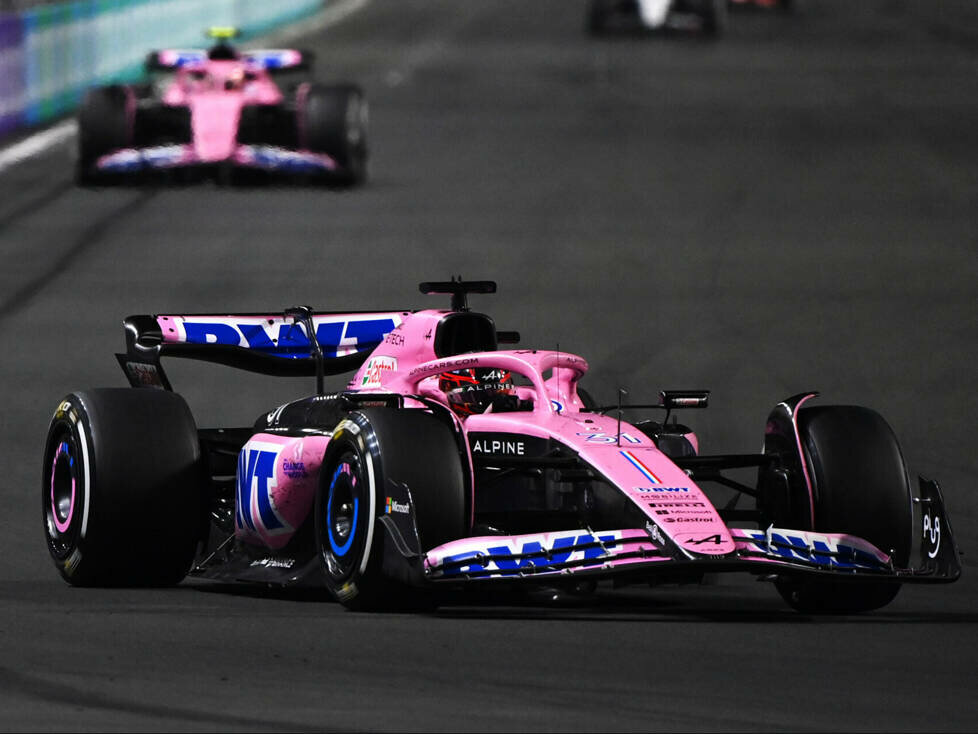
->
<box><xmin>234</xmin><ymin>433</ymin><xmax>330</xmax><ymax>549</ymax></box>
<box><xmin>162</xmin><ymin>306</ymin><xmax>894</xmax><ymax>577</ymax></box>
<box><xmin>161</xmin><ymin>60</ymin><xmax>282</xmax><ymax>162</ymax></box>
<box><xmin>198</xmin><ymin>307</ymin><xmax>735</xmax><ymax>559</ymax></box>
<box><xmin>352</xmin><ymin>310</ymin><xmax>738</xmax><ymax>560</ymax></box>
<box><xmin>95</xmin><ymin>51</ymin><xmax>337</xmax><ymax>172</ymax></box>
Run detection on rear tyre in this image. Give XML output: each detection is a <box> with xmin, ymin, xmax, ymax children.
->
<box><xmin>700</xmin><ymin>0</ymin><xmax>729</xmax><ymax>37</ymax></box>
<box><xmin>42</xmin><ymin>389</ymin><xmax>203</xmax><ymax>586</ymax></box>
<box><xmin>316</xmin><ymin>408</ymin><xmax>465</xmax><ymax>610</ymax></box>
<box><xmin>302</xmin><ymin>84</ymin><xmax>369</xmax><ymax>185</ymax></box>
<box><xmin>76</xmin><ymin>86</ymin><xmax>132</xmax><ymax>185</ymax></box>
<box><xmin>586</xmin><ymin>0</ymin><xmax>612</xmax><ymax>35</ymax></box>
<box><xmin>775</xmin><ymin>406</ymin><xmax>912</xmax><ymax>613</ymax></box>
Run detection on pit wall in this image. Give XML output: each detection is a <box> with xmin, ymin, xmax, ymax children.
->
<box><xmin>0</xmin><ymin>0</ymin><xmax>323</xmax><ymax>137</ymax></box>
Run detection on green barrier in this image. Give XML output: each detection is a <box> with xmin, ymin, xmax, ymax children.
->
<box><xmin>18</xmin><ymin>0</ymin><xmax>323</xmax><ymax>126</ymax></box>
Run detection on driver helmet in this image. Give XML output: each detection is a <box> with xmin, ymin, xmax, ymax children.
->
<box><xmin>225</xmin><ymin>66</ymin><xmax>246</xmax><ymax>90</ymax></box>
<box><xmin>439</xmin><ymin>368</ymin><xmax>514</xmax><ymax>417</ymax></box>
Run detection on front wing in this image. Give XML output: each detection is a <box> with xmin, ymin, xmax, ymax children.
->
<box><xmin>93</xmin><ymin>144</ymin><xmax>340</xmax><ymax>176</ymax></box>
<box><xmin>422</xmin><ymin>479</ymin><xmax>960</xmax><ymax>585</ymax></box>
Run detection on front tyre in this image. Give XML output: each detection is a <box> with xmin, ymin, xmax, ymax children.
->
<box><xmin>76</xmin><ymin>85</ymin><xmax>132</xmax><ymax>185</ymax></box>
<box><xmin>302</xmin><ymin>83</ymin><xmax>369</xmax><ymax>186</ymax></box>
<box><xmin>316</xmin><ymin>408</ymin><xmax>465</xmax><ymax>611</ymax></box>
<box><xmin>776</xmin><ymin>406</ymin><xmax>913</xmax><ymax>613</ymax></box>
<box><xmin>42</xmin><ymin>389</ymin><xmax>203</xmax><ymax>586</ymax></box>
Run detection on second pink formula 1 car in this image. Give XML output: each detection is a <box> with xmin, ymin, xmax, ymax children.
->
<box><xmin>76</xmin><ymin>28</ymin><xmax>367</xmax><ymax>186</ymax></box>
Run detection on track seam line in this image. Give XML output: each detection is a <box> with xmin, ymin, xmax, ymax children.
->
<box><xmin>0</xmin><ymin>190</ymin><xmax>156</xmax><ymax>323</ymax></box>
<box><xmin>0</xmin><ymin>663</ymin><xmax>350</xmax><ymax>733</ymax></box>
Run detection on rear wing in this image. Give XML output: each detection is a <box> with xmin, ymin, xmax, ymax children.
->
<box><xmin>117</xmin><ymin>310</ymin><xmax>408</xmax><ymax>391</ymax></box>
<box><xmin>146</xmin><ymin>49</ymin><xmax>208</xmax><ymax>70</ymax></box>
<box><xmin>244</xmin><ymin>49</ymin><xmax>313</xmax><ymax>71</ymax></box>
<box><xmin>145</xmin><ymin>48</ymin><xmax>313</xmax><ymax>71</ymax></box>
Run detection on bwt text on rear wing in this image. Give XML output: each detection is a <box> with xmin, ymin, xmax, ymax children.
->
<box><xmin>116</xmin><ymin>310</ymin><xmax>407</xmax><ymax>390</ymax></box>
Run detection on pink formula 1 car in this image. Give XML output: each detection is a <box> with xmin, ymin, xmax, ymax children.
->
<box><xmin>75</xmin><ymin>29</ymin><xmax>367</xmax><ymax>185</ymax></box>
<box><xmin>42</xmin><ymin>280</ymin><xmax>960</xmax><ymax>613</ymax></box>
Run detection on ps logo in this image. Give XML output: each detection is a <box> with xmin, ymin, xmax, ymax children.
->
<box><xmin>923</xmin><ymin>512</ymin><xmax>941</xmax><ymax>559</ymax></box>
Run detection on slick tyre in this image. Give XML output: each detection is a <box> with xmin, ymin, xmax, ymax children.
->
<box><xmin>316</xmin><ymin>408</ymin><xmax>465</xmax><ymax>611</ymax></box>
<box><xmin>76</xmin><ymin>85</ymin><xmax>132</xmax><ymax>185</ymax></box>
<box><xmin>776</xmin><ymin>406</ymin><xmax>913</xmax><ymax>613</ymax></box>
<box><xmin>586</xmin><ymin>0</ymin><xmax>612</xmax><ymax>35</ymax></box>
<box><xmin>700</xmin><ymin>0</ymin><xmax>729</xmax><ymax>37</ymax></box>
<box><xmin>302</xmin><ymin>84</ymin><xmax>368</xmax><ymax>185</ymax></box>
<box><xmin>42</xmin><ymin>389</ymin><xmax>203</xmax><ymax>586</ymax></box>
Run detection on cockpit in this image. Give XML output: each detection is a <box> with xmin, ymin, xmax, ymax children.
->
<box><xmin>179</xmin><ymin>65</ymin><xmax>258</xmax><ymax>93</ymax></box>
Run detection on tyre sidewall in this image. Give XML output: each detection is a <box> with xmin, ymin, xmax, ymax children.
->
<box><xmin>77</xmin><ymin>86</ymin><xmax>132</xmax><ymax>170</ymax></box>
<box><xmin>315</xmin><ymin>409</ymin><xmax>466</xmax><ymax>609</ymax></box>
<box><xmin>777</xmin><ymin>405</ymin><xmax>912</xmax><ymax>613</ymax></box>
<box><xmin>42</xmin><ymin>398</ymin><xmax>95</xmax><ymax>584</ymax></box>
<box><xmin>802</xmin><ymin>406</ymin><xmax>912</xmax><ymax>566</ymax></box>
<box><xmin>316</xmin><ymin>414</ymin><xmax>381</xmax><ymax>606</ymax></box>
<box><xmin>41</xmin><ymin>390</ymin><xmax>202</xmax><ymax>587</ymax></box>
<box><xmin>300</xmin><ymin>84</ymin><xmax>368</xmax><ymax>184</ymax></box>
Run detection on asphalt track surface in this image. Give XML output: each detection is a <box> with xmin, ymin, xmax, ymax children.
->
<box><xmin>2</xmin><ymin>0</ymin><xmax>977</xmax><ymax>731</ymax></box>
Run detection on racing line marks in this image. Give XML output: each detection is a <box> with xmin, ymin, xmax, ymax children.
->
<box><xmin>0</xmin><ymin>191</ymin><xmax>157</xmax><ymax>323</ymax></box>
<box><xmin>0</xmin><ymin>663</ymin><xmax>328</xmax><ymax>732</ymax></box>
<box><xmin>0</xmin><ymin>180</ymin><xmax>75</xmax><ymax>235</ymax></box>
<box><xmin>0</xmin><ymin>120</ymin><xmax>77</xmax><ymax>175</ymax></box>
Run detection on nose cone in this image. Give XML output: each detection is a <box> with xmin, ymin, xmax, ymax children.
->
<box><xmin>190</xmin><ymin>93</ymin><xmax>243</xmax><ymax>161</ymax></box>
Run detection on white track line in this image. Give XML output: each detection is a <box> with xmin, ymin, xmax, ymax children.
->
<box><xmin>0</xmin><ymin>119</ymin><xmax>77</xmax><ymax>174</ymax></box>
<box><xmin>0</xmin><ymin>0</ymin><xmax>370</xmax><ymax>175</ymax></box>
